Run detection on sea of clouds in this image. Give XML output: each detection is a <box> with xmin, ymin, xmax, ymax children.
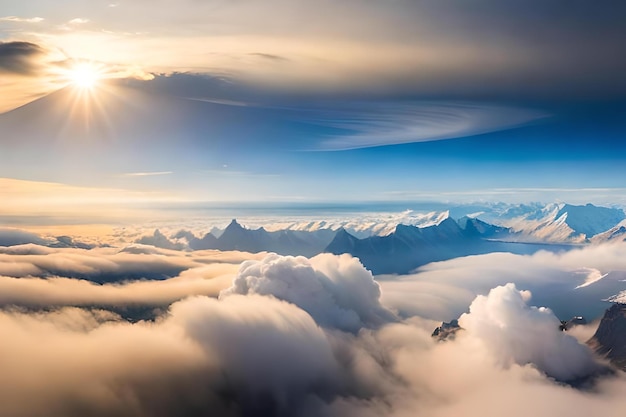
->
<box><xmin>0</xmin><ymin>228</ymin><xmax>624</xmax><ymax>416</ymax></box>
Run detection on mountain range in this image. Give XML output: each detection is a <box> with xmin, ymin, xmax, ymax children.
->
<box><xmin>325</xmin><ymin>217</ymin><xmax>506</xmax><ymax>274</ymax></box>
<box><xmin>2</xmin><ymin>202</ymin><xmax>624</xmax><ymax>275</ymax></box>
<box><xmin>139</xmin><ymin>219</ymin><xmax>336</xmax><ymax>257</ymax></box>
<box><xmin>135</xmin><ymin>214</ymin><xmax>576</xmax><ymax>274</ymax></box>
<box><xmin>479</xmin><ymin>203</ymin><xmax>626</xmax><ymax>243</ymax></box>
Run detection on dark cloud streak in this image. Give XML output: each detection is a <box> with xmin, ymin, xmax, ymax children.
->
<box><xmin>248</xmin><ymin>53</ymin><xmax>289</xmax><ymax>62</ymax></box>
<box><xmin>0</xmin><ymin>41</ymin><xmax>44</xmax><ymax>75</ymax></box>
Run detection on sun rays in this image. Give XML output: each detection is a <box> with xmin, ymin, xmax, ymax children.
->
<box><xmin>63</xmin><ymin>61</ymin><xmax>104</xmax><ymax>90</ymax></box>
<box><xmin>51</xmin><ymin>60</ymin><xmax>122</xmax><ymax>140</ymax></box>
<box><xmin>68</xmin><ymin>63</ymin><xmax>100</xmax><ymax>89</ymax></box>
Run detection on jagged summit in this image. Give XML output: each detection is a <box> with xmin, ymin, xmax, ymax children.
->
<box><xmin>326</xmin><ymin>228</ymin><xmax>359</xmax><ymax>253</ymax></box>
<box><xmin>226</xmin><ymin>219</ymin><xmax>244</xmax><ymax>229</ymax></box>
<box><xmin>556</xmin><ymin>204</ymin><xmax>625</xmax><ymax>238</ymax></box>
<box><xmin>457</xmin><ymin>216</ymin><xmax>510</xmax><ymax>238</ymax></box>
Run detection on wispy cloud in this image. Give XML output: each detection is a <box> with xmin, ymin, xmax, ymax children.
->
<box><xmin>0</xmin><ymin>16</ymin><xmax>44</xmax><ymax>23</ymax></box>
<box><xmin>184</xmin><ymin>97</ymin><xmax>250</xmax><ymax>107</ymax></box>
<box><xmin>248</xmin><ymin>52</ymin><xmax>289</xmax><ymax>62</ymax></box>
<box><xmin>202</xmin><ymin>169</ymin><xmax>280</xmax><ymax>178</ymax></box>
<box><xmin>68</xmin><ymin>18</ymin><xmax>90</xmax><ymax>25</ymax></box>
<box><xmin>122</xmin><ymin>171</ymin><xmax>173</xmax><ymax>177</ymax></box>
<box><xmin>381</xmin><ymin>187</ymin><xmax>626</xmax><ymax>205</ymax></box>
<box><xmin>315</xmin><ymin>102</ymin><xmax>548</xmax><ymax>150</ymax></box>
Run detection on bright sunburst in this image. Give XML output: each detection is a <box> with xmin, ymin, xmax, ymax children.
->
<box><xmin>67</xmin><ymin>63</ymin><xmax>101</xmax><ymax>89</ymax></box>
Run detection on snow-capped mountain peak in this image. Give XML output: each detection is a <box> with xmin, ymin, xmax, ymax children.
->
<box><xmin>480</xmin><ymin>202</ymin><xmax>625</xmax><ymax>243</ymax></box>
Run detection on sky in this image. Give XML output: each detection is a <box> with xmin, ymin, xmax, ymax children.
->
<box><xmin>1</xmin><ymin>0</ymin><xmax>626</xmax><ymax>207</ymax></box>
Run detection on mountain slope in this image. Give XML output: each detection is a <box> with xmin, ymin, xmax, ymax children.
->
<box><xmin>557</xmin><ymin>204</ymin><xmax>625</xmax><ymax>237</ymax></box>
<box><xmin>457</xmin><ymin>216</ymin><xmax>511</xmax><ymax>238</ymax></box>
<box><xmin>481</xmin><ymin>203</ymin><xmax>625</xmax><ymax>243</ymax></box>
<box><xmin>591</xmin><ymin>220</ymin><xmax>626</xmax><ymax>243</ymax></box>
<box><xmin>588</xmin><ymin>303</ymin><xmax>626</xmax><ymax>370</ymax></box>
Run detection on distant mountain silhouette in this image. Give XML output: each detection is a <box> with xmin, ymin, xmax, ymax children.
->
<box><xmin>149</xmin><ymin>220</ymin><xmax>336</xmax><ymax>257</ymax></box>
<box><xmin>215</xmin><ymin>220</ymin><xmax>335</xmax><ymax>256</ymax></box>
<box><xmin>325</xmin><ymin>217</ymin><xmax>513</xmax><ymax>274</ymax></box>
<box><xmin>216</xmin><ymin>219</ymin><xmax>273</xmax><ymax>253</ymax></box>
<box><xmin>134</xmin><ymin>215</ymin><xmax>597</xmax><ymax>274</ymax></box>
<box><xmin>172</xmin><ymin>230</ymin><xmax>218</xmax><ymax>250</ymax></box>
<box><xmin>457</xmin><ymin>216</ymin><xmax>510</xmax><ymax>238</ymax></box>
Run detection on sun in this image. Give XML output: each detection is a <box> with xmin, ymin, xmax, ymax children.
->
<box><xmin>67</xmin><ymin>63</ymin><xmax>101</xmax><ymax>89</ymax></box>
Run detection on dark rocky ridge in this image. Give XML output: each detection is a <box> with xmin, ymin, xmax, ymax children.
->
<box><xmin>588</xmin><ymin>303</ymin><xmax>626</xmax><ymax>370</ymax></box>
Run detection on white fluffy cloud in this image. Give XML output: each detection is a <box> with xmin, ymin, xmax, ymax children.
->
<box><xmin>171</xmin><ymin>295</ymin><xmax>341</xmax><ymax>401</ymax></box>
<box><xmin>459</xmin><ymin>283</ymin><xmax>601</xmax><ymax>381</ymax></box>
<box><xmin>221</xmin><ymin>253</ymin><xmax>396</xmax><ymax>331</ymax></box>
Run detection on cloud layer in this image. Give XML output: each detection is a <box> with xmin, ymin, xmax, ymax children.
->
<box><xmin>380</xmin><ymin>243</ymin><xmax>626</xmax><ymax>322</ymax></box>
<box><xmin>0</xmin><ymin>243</ymin><xmax>265</xmax><ymax>309</ymax></box>
<box><xmin>0</xmin><ymin>233</ymin><xmax>623</xmax><ymax>415</ymax></box>
<box><xmin>0</xmin><ymin>281</ymin><xmax>622</xmax><ymax>417</ymax></box>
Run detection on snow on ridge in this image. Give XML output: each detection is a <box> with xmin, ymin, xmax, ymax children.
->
<box><xmin>494</xmin><ymin>205</ymin><xmax>585</xmax><ymax>243</ymax></box>
<box><xmin>478</xmin><ymin>202</ymin><xmax>624</xmax><ymax>243</ymax></box>
<box><xmin>591</xmin><ymin>219</ymin><xmax>626</xmax><ymax>243</ymax></box>
<box><xmin>557</xmin><ymin>203</ymin><xmax>626</xmax><ymax>237</ymax></box>
<box><xmin>261</xmin><ymin>210</ymin><xmax>451</xmax><ymax>237</ymax></box>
